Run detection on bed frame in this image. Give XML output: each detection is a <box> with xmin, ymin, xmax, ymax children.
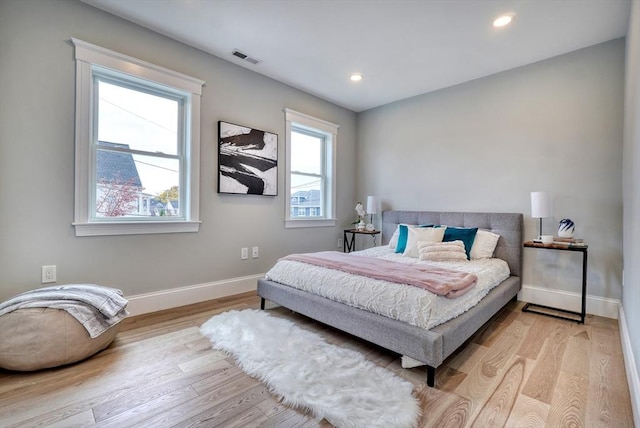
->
<box><xmin>257</xmin><ymin>210</ymin><xmax>523</xmax><ymax>387</ymax></box>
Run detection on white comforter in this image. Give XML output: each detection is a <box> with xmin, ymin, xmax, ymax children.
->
<box><xmin>265</xmin><ymin>246</ymin><xmax>510</xmax><ymax>330</ymax></box>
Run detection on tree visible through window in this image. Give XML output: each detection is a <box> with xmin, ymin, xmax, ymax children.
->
<box><xmin>95</xmin><ymin>80</ymin><xmax>181</xmax><ymax>219</ymax></box>
<box><xmin>72</xmin><ymin>38</ymin><xmax>204</xmax><ymax>236</ymax></box>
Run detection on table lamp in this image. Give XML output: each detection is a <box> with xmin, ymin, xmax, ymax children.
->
<box><xmin>531</xmin><ymin>191</ymin><xmax>552</xmax><ymax>239</ymax></box>
<box><xmin>366</xmin><ymin>196</ymin><xmax>378</xmax><ymax>229</ymax></box>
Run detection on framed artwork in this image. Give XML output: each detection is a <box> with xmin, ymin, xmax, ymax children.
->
<box><xmin>218</xmin><ymin>121</ymin><xmax>278</xmax><ymax>195</ymax></box>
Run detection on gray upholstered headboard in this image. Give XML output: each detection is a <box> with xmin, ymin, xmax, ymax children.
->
<box><xmin>381</xmin><ymin>211</ymin><xmax>523</xmax><ymax>278</ymax></box>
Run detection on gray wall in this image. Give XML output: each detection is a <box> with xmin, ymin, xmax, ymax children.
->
<box><xmin>358</xmin><ymin>39</ymin><xmax>625</xmax><ymax>301</ymax></box>
<box><xmin>0</xmin><ymin>0</ymin><xmax>631</xmax><ymax>319</ymax></box>
<box><xmin>0</xmin><ymin>0</ymin><xmax>357</xmax><ymax>300</ymax></box>
<box><xmin>622</xmin><ymin>0</ymin><xmax>640</xmax><ymax>393</ymax></box>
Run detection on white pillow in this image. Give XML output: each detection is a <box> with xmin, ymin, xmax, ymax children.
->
<box><xmin>420</xmin><ymin>251</ymin><xmax>468</xmax><ymax>262</ymax></box>
<box><xmin>388</xmin><ymin>224</ymin><xmax>419</xmax><ymax>250</ymax></box>
<box><xmin>470</xmin><ymin>230</ymin><xmax>500</xmax><ymax>259</ymax></box>
<box><xmin>402</xmin><ymin>227</ymin><xmax>446</xmax><ymax>258</ymax></box>
<box><xmin>418</xmin><ymin>240</ymin><xmax>467</xmax><ymax>261</ymax></box>
<box><xmin>388</xmin><ymin>226</ymin><xmax>400</xmax><ymax>249</ymax></box>
<box><xmin>418</xmin><ymin>240</ymin><xmax>465</xmax><ymax>252</ymax></box>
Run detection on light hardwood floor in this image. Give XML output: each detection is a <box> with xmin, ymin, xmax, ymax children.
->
<box><xmin>0</xmin><ymin>292</ymin><xmax>634</xmax><ymax>427</ymax></box>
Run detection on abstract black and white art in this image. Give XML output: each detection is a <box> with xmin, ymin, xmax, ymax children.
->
<box><xmin>218</xmin><ymin>121</ymin><xmax>278</xmax><ymax>195</ymax></box>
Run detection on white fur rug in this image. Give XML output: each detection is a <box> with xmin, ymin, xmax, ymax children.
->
<box><xmin>200</xmin><ymin>309</ymin><xmax>420</xmax><ymax>428</ymax></box>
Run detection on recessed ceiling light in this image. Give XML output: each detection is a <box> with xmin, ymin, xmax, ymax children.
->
<box><xmin>493</xmin><ymin>14</ymin><xmax>514</xmax><ymax>28</ymax></box>
<box><xmin>350</xmin><ymin>73</ymin><xmax>363</xmax><ymax>82</ymax></box>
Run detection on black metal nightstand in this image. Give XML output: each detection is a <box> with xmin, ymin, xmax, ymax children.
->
<box><xmin>522</xmin><ymin>241</ymin><xmax>588</xmax><ymax>323</ymax></box>
<box><xmin>343</xmin><ymin>229</ymin><xmax>381</xmax><ymax>252</ymax></box>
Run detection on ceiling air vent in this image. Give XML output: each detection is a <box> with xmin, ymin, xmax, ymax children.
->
<box><xmin>232</xmin><ymin>49</ymin><xmax>261</xmax><ymax>65</ymax></box>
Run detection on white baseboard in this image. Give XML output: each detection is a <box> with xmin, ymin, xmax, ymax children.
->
<box><xmin>619</xmin><ymin>305</ymin><xmax>640</xmax><ymax>427</ymax></box>
<box><xmin>125</xmin><ymin>274</ymin><xmax>263</xmax><ymax>316</ymax></box>
<box><xmin>518</xmin><ymin>283</ymin><xmax>620</xmax><ymax>319</ymax></box>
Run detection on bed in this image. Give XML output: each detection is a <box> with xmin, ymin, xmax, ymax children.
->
<box><xmin>257</xmin><ymin>210</ymin><xmax>523</xmax><ymax>387</ymax></box>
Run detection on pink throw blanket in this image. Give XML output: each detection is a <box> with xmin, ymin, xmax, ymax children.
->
<box><xmin>282</xmin><ymin>251</ymin><xmax>478</xmax><ymax>299</ymax></box>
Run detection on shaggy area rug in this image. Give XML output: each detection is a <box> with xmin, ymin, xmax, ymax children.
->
<box><xmin>200</xmin><ymin>309</ymin><xmax>420</xmax><ymax>428</ymax></box>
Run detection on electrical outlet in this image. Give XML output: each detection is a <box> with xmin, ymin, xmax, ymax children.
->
<box><xmin>241</xmin><ymin>248</ymin><xmax>248</xmax><ymax>260</ymax></box>
<box><xmin>338</xmin><ymin>238</ymin><xmax>343</xmax><ymax>248</ymax></box>
<box><xmin>252</xmin><ymin>246</ymin><xmax>259</xmax><ymax>258</ymax></box>
<box><xmin>42</xmin><ymin>265</ymin><xmax>56</xmax><ymax>283</ymax></box>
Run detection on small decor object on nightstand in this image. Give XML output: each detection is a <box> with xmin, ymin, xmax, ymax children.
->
<box><xmin>355</xmin><ymin>202</ymin><xmax>367</xmax><ymax>230</ymax></box>
<box><xmin>541</xmin><ymin>235</ymin><xmax>554</xmax><ymax>244</ymax></box>
<box><xmin>558</xmin><ymin>218</ymin><xmax>575</xmax><ymax>238</ymax></box>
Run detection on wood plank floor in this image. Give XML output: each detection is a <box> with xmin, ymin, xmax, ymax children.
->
<box><xmin>0</xmin><ymin>292</ymin><xmax>634</xmax><ymax>427</ymax></box>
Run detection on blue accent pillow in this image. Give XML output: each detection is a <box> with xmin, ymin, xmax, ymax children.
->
<box><xmin>395</xmin><ymin>224</ymin><xmax>434</xmax><ymax>253</ymax></box>
<box><xmin>442</xmin><ymin>227</ymin><xmax>478</xmax><ymax>259</ymax></box>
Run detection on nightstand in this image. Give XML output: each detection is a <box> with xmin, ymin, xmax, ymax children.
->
<box><xmin>343</xmin><ymin>229</ymin><xmax>381</xmax><ymax>252</ymax></box>
<box><xmin>522</xmin><ymin>241</ymin><xmax>588</xmax><ymax>323</ymax></box>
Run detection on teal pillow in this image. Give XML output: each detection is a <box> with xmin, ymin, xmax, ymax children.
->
<box><xmin>395</xmin><ymin>224</ymin><xmax>433</xmax><ymax>253</ymax></box>
<box><xmin>442</xmin><ymin>227</ymin><xmax>478</xmax><ymax>259</ymax></box>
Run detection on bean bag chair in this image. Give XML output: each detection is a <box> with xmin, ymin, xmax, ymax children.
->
<box><xmin>0</xmin><ymin>307</ymin><xmax>122</xmax><ymax>371</ymax></box>
<box><xmin>0</xmin><ymin>284</ymin><xmax>128</xmax><ymax>371</ymax></box>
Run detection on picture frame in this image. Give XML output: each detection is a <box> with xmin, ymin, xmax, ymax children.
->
<box><xmin>218</xmin><ymin>121</ymin><xmax>278</xmax><ymax>196</ymax></box>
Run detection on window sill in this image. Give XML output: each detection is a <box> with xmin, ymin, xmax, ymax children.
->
<box><xmin>73</xmin><ymin>221</ymin><xmax>201</xmax><ymax>237</ymax></box>
<box><xmin>284</xmin><ymin>218</ymin><xmax>337</xmax><ymax>229</ymax></box>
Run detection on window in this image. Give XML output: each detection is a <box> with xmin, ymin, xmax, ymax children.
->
<box><xmin>72</xmin><ymin>39</ymin><xmax>204</xmax><ymax>236</ymax></box>
<box><xmin>284</xmin><ymin>109</ymin><xmax>338</xmax><ymax>228</ymax></box>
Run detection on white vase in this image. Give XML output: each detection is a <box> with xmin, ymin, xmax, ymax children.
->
<box><xmin>357</xmin><ymin>220</ymin><xmax>366</xmax><ymax>231</ymax></box>
<box><xmin>558</xmin><ymin>218</ymin><xmax>575</xmax><ymax>238</ymax></box>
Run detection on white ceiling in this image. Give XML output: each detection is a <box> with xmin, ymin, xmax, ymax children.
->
<box><xmin>81</xmin><ymin>0</ymin><xmax>630</xmax><ymax>113</ymax></box>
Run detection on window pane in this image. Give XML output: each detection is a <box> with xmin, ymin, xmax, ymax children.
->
<box><xmin>291</xmin><ymin>130</ymin><xmax>322</xmax><ymax>174</ymax></box>
<box><xmin>290</xmin><ymin>173</ymin><xmax>322</xmax><ymax>217</ymax></box>
<box><xmin>98</xmin><ymin>80</ymin><xmax>179</xmax><ymax>155</ymax></box>
<box><xmin>95</xmin><ymin>148</ymin><xmax>179</xmax><ymax>218</ymax></box>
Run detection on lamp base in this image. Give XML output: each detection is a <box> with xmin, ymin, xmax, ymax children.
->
<box><xmin>538</xmin><ymin>218</ymin><xmax>543</xmax><ymax>240</ymax></box>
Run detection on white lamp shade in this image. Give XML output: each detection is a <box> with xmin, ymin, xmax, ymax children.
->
<box><xmin>366</xmin><ymin>196</ymin><xmax>378</xmax><ymax>214</ymax></box>
<box><xmin>531</xmin><ymin>191</ymin><xmax>552</xmax><ymax>218</ymax></box>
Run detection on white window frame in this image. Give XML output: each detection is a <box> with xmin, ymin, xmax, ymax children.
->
<box><xmin>72</xmin><ymin>38</ymin><xmax>204</xmax><ymax>236</ymax></box>
<box><xmin>284</xmin><ymin>108</ymin><xmax>338</xmax><ymax>228</ymax></box>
